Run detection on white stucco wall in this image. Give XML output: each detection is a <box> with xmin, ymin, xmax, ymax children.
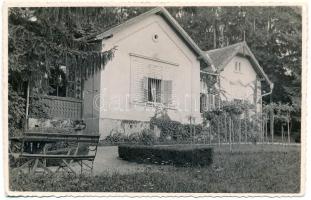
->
<box><xmin>219</xmin><ymin>55</ymin><xmax>262</xmax><ymax>112</ymax></box>
<box><xmin>84</xmin><ymin>14</ymin><xmax>202</xmax><ymax>138</ymax></box>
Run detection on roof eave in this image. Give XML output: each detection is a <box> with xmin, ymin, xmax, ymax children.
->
<box><xmin>243</xmin><ymin>44</ymin><xmax>273</xmax><ymax>86</ymax></box>
<box><xmin>158</xmin><ymin>8</ymin><xmax>215</xmax><ymax>70</ymax></box>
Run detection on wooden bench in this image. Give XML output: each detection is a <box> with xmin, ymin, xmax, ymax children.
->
<box><xmin>9</xmin><ymin>131</ymin><xmax>100</xmax><ymax>175</ymax></box>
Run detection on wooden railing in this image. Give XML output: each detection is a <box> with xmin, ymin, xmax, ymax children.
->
<box><xmin>41</xmin><ymin>95</ymin><xmax>82</xmax><ymax>119</ymax></box>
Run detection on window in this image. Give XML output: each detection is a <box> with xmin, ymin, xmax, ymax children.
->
<box><xmin>235</xmin><ymin>62</ymin><xmax>238</xmax><ymax>71</ymax></box>
<box><xmin>48</xmin><ymin>66</ymin><xmax>67</xmax><ymax>97</ymax></box>
<box><xmin>48</xmin><ymin>65</ymin><xmax>82</xmax><ymax>99</ymax></box>
<box><xmin>208</xmin><ymin>94</ymin><xmax>216</xmax><ymax>110</ymax></box>
<box><xmin>234</xmin><ymin>61</ymin><xmax>242</xmax><ymax>72</ymax></box>
<box><xmin>200</xmin><ymin>93</ymin><xmax>217</xmax><ymax>112</ymax></box>
<box><xmin>143</xmin><ymin>77</ymin><xmax>172</xmax><ymax>106</ymax></box>
<box><xmin>148</xmin><ymin>78</ymin><xmax>162</xmax><ymax>103</ymax></box>
<box><xmin>152</xmin><ymin>33</ymin><xmax>159</xmax><ymax>42</ymax></box>
<box><xmin>200</xmin><ymin>93</ymin><xmax>207</xmax><ymax>113</ymax></box>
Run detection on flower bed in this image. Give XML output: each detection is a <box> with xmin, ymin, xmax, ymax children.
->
<box><xmin>118</xmin><ymin>144</ymin><xmax>213</xmax><ymax>166</ymax></box>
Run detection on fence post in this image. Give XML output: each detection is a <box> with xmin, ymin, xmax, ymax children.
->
<box><xmin>224</xmin><ymin>113</ymin><xmax>228</xmax><ymax>143</ymax></box>
<box><xmin>245</xmin><ymin>117</ymin><xmax>248</xmax><ymax>143</ymax></box>
<box><xmin>239</xmin><ymin>118</ymin><xmax>241</xmax><ymax>144</ymax></box>
<box><xmin>217</xmin><ymin>120</ymin><xmax>220</xmax><ymax>146</ymax></box>
<box><xmin>229</xmin><ymin>116</ymin><xmax>232</xmax><ymax>152</ymax></box>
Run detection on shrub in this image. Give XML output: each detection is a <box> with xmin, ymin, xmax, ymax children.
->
<box><xmin>118</xmin><ymin>144</ymin><xmax>213</xmax><ymax>166</ymax></box>
<box><xmin>126</xmin><ymin>132</ymin><xmax>140</xmax><ymax>143</ymax></box>
<box><xmin>150</xmin><ymin>117</ymin><xmax>181</xmax><ymax>139</ymax></box>
<box><xmin>150</xmin><ymin>116</ymin><xmax>202</xmax><ymax>142</ymax></box>
<box><xmin>140</xmin><ymin>129</ymin><xmax>156</xmax><ymax>145</ymax></box>
<box><xmin>104</xmin><ymin>130</ymin><xmax>124</xmax><ymax>143</ymax></box>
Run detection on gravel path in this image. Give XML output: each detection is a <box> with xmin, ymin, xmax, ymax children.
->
<box><xmin>92</xmin><ymin>146</ymin><xmax>155</xmax><ymax>175</ymax></box>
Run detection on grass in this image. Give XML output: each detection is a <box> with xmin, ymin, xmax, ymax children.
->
<box><xmin>9</xmin><ymin>144</ymin><xmax>301</xmax><ymax>193</ymax></box>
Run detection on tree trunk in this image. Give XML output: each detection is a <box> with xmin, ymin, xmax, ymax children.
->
<box><xmin>281</xmin><ymin>124</ymin><xmax>284</xmax><ymax>143</ymax></box>
<box><xmin>287</xmin><ymin>118</ymin><xmax>290</xmax><ymax>143</ymax></box>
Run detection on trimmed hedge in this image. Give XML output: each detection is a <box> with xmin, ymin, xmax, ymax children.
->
<box><xmin>118</xmin><ymin>145</ymin><xmax>213</xmax><ymax>166</ymax></box>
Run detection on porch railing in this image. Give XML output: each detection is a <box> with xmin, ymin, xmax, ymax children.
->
<box><xmin>41</xmin><ymin>95</ymin><xmax>82</xmax><ymax>120</ymax></box>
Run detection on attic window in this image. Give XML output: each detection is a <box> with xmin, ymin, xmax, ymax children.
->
<box><xmin>235</xmin><ymin>61</ymin><xmax>242</xmax><ymax>72</ymax></box>
<box><xmin>152</xmin><ymin>34</ymin><xmax>159</xmax><ymax>42</ymax></box>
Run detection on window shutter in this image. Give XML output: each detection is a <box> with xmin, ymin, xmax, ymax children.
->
<box><xmin>215</xmin><ymin>94</ymin><xmax>220</xmax><ymax>109</ymax></box>
<box><xmin>161</xmin><ymin>80</ymin><xmax>172</xmax><ymax>106</ymax></box>
<box><xmin>142</xmin><ymin>77</ymin><xmax>148</xmax><ymax>102</ymax></box>
<box><xmin>167</xmin><ymin>80</ymin><xmax>172</xmax><ymax>105</ymax></box>
<box><xmin>212</xmin><ymin>94</ymin><xmax>215</xmax><ymax>109</ymax></box>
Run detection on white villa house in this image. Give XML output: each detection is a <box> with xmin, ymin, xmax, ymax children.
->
<box><xmin>28</xmin><ymin>8</ymin><xmax>272</xmax><ymax>139</ymax></box>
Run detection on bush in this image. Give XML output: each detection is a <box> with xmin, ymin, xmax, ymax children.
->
<box><xmin>118</xmin><ymin>144</ymin><xmax>213</xmax><ymax>166</ymax></box>
<box><xmin>140</xmin><ymin>129</ymin><xmax>156</xmax><ymax>145</ymax></box>
<box><xmin>104</xmin><ymin>130</ymin><xmax>124</xmax><ymax>143</ymax></box>
<box><xmin>150</xmin><ymin>116</ymin><xmax>202</xmax><ymax>142</ymax></box>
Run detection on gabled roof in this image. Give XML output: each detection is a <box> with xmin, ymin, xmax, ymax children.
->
<box><xmin>91</xmin><ymin>7</ymin><xmax>215</xmax><ymax>71</ymax></box>
<box><xmin>205</xmin><ymin>41</ymin><xmax>272</xmax><ymax>86</ymax></box>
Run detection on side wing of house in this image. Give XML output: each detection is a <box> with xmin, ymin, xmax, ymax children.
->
<box><xmin>84</xmin><ymin>13</ymin><xmax>203</xmax><ymax>138</ymax></box>
<box><xmin>219</xmin><ymin>55</ymin><xmax>262</xmax><ymax>112</ymax></box>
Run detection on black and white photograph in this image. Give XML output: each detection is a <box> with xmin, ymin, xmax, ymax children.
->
<box><xmin>3</xmin><ymin>1</ymin><xmax>306</xmax><ymax>196</ymax></box>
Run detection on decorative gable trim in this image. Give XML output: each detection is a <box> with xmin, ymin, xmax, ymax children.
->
<box><xmin>129</xmin><ymin>53</ymin><xmax>179</xmax><ymax>67</ymax></box>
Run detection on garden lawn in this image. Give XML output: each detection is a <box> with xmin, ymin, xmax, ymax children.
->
<box><xmin>9</xmin><ymin>144</ymin><xmax>301</xmax><ymax>193</ymax></box>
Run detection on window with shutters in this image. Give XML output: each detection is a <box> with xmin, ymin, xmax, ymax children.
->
<box><xmin>130</xmin><ymin>55</ymin><xmax>175</xmax><ymax>107</ymax></box>
<box><xmin>143</xmin><ymin>77</ymin><xmax>172</xmax><ymax>106</ymax></box>
<box><xmin>200</xmin><ymin>93</ymin><xmax>218</xmax><ymax>112</ymax></box>
<box><xmin>200</xmin><ymin>93</ymin><xmax>207</xmax><ymax>113</ymax></box>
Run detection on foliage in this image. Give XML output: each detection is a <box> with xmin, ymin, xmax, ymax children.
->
<box><xmin>118</xmin><ymin>144</ymin><xmax>213</xmax><ymax>166</ymax></box>
<box><xmin>150</xmin><ymin>117</ymin><xmax>182</xmax><ymax>139</ymax></box>
<box><xmin>150</xmin><ymin>109</ymin><xmax>202</xmax><ymax>141</ymax></box>
<box><xmin>201</xmin><ymin>100</ymin><xmax>264</xmax><ymax>144</ymax></box>
<box><xmin>140</xmin><ymin>129</ymin><xmax>156</xmax><ymax>145</ymax></box>
<box><xmin>8</xmin><ymin>86</ymin><xmax>25</xmax><ymax>136</ymax></box>
<box><xmin>169</xmin><ymin>7</ymin><xmax>301</xmax><ymax>105</ymax></box>
<box><xmin>263</xmin><ymin>102</ymin><xmax>295</xmax><ymax>122</ymax></box>
<box><xmin>8</xmin><ymin>7</ymin><xmax>145</xmax><ymax>133</ymax></box>
<box><xmin>104</xmin><ymin>130</ymin><xmax>124</xmax><ymax>144</ymax></box>
<box><xmin>102</xmin><ymin>128</ymin><xmax>156</xmax><ymax>145</ymax></box>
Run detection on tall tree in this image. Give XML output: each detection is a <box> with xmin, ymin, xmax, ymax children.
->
<box><xmin>8</xmin><ymin>7</ymin><xmax>148</xmax><ymax>134</ymax></box>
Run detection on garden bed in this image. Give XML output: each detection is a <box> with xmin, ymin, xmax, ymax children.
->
<box><xmin>118</xmin><ymin>144</ymin><xmax>213</xmax><ymax>166</ymax></box>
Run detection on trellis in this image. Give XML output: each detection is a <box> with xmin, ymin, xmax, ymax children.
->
<box><xmin>263</xmin><ymin>102</ymin><xmax>295</xmax><ymax>143</ymax></box>
<box><xmin>200</xmin><ymin>100</ymin><xmax>296</xmax><ymax>151</ymax></box>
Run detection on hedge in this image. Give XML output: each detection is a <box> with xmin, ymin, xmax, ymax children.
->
<box><xmin>118</xmin><ymin>145</ymin><xmax>213</xmax><ymax>166</ymax></box>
